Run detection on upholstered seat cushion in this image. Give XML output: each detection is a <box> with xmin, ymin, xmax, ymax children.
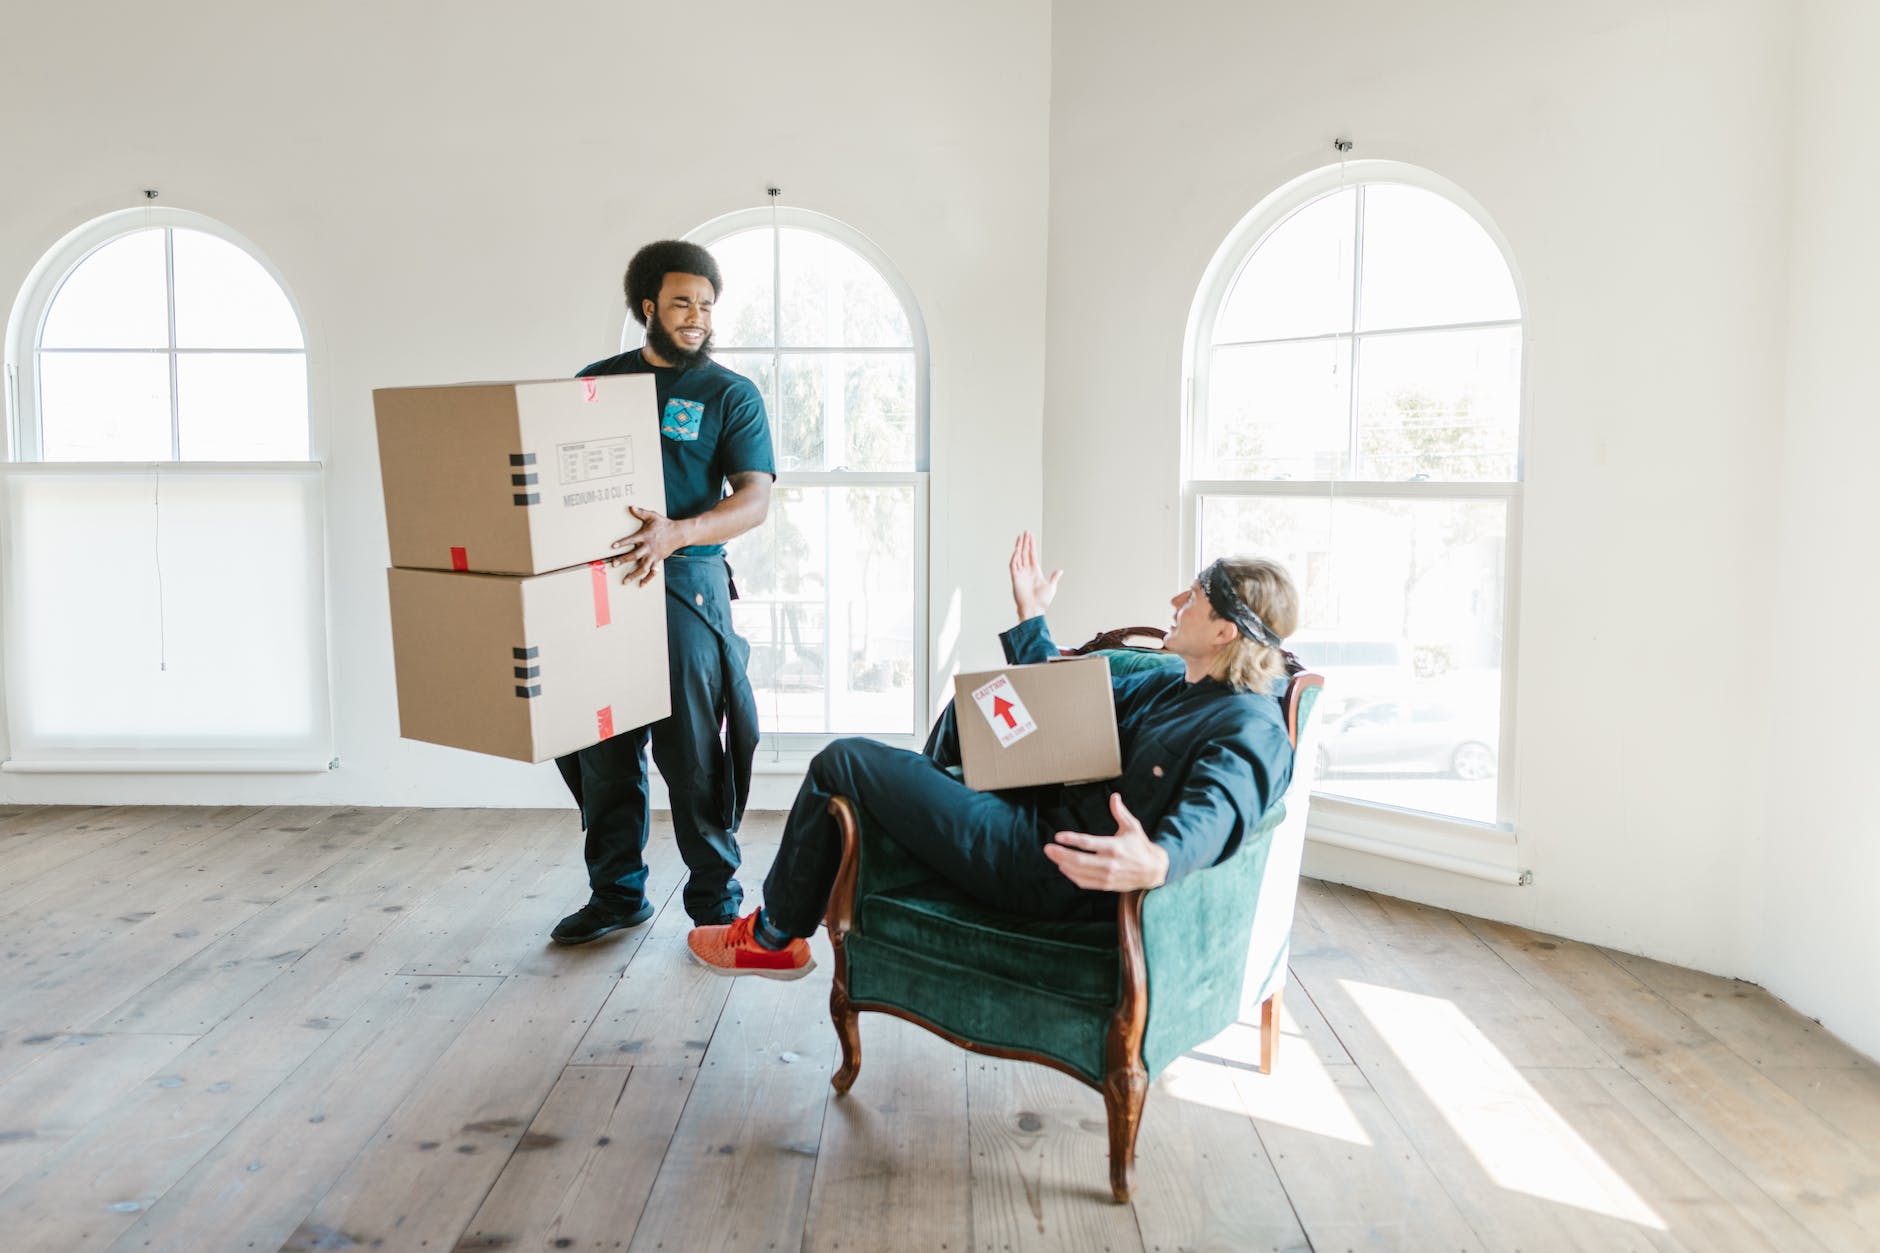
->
<box><xmin>858</xmin><ymin>878</ymin><xmax>1120</xmax><ymax>1005</ymax></box>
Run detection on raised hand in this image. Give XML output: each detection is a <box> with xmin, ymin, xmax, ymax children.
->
<box><xmin>1043</xmin><ymin>793</ymin><xmax>1170</xmax><ymax>892</ymax></box>
<box><xmin>1008</xmin><ymin>530</ymin><xmax>1063</xmax><ymax>623</ymax></box>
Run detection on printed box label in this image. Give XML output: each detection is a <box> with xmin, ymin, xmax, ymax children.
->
<box><xmin>558</xmin><ymin>435</ymin><xmax>634</xmax><ymax>485</ymax></box>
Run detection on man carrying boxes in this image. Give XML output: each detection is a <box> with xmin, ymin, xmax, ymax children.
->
<box><xmin>377</xmin><ymin>239</ymin><xmax>774</xmax><ymax>948</ymax></box>
<box><xmin>552</xmin><ymin>240</ymin><xmax>775</xmax><ymax>944</ymax></box>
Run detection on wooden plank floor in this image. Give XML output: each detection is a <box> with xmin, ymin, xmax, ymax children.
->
<box><xmin>1</xmin><ymin>806</ymin><xmax>1876</xmax><ymax>1253</ymax></box>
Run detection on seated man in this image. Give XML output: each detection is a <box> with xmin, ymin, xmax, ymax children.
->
<box><xmin>686</xmin><ymin>532</ymin><xmax>1301</xmax><ymax>977</ymax></box>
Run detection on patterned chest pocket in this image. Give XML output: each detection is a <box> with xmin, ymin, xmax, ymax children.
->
<box><xmin>661</xmin><ymin>398</ymin><xmax>704</xmax><ymax>442</ymax></box>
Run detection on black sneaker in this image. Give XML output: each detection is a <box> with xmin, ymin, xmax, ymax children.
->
<box><xmin>551</xmin><ymin>899</ymin><xmax>654</xmax><ymax>945</ymax></box>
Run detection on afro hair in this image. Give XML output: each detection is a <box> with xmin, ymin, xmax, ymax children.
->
<box><xmin>623</xmin><ymin>240</ymin><xmax>724</xmax><ymax>326</ymax></box>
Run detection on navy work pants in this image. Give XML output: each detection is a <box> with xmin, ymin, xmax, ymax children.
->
<box><xmin>760</xmin><ymin>735</ymin><xmax>1100</xmax><ymax>938</ymax></box>
<box><xmin>556</xmin><ymin>559</ymin><xmax>744</xmax><ymax>925</ymax></box>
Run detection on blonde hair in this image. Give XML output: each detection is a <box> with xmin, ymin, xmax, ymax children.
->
<box><xmin>1206</xmin><ymin>557</ymin><xmax>1300</xmax><ymax>693</ymax></box>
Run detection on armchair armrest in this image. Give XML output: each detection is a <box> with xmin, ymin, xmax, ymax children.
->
<box><xmin>1134</xmin><ymin>802</ymin><xmax>1285</xmax><ymax>1078</ymax></box>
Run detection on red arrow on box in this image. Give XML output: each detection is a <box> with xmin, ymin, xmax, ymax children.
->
<box><xmin>992</xmin><ymin>695</ymin><xmax>1018</xmax><ymax>729</ymax></box>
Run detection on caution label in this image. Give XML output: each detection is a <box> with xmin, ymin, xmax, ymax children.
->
<box><xmin>970</xmin><ymin>674</ymin><xmax>1036</xmax><ymax>748</ymax></box>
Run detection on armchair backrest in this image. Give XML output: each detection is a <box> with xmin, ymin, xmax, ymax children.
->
<box><xmin>1244</xmin><ymin>672</ymin><xmax>1325</xmax><ymax>1009</ymax></box>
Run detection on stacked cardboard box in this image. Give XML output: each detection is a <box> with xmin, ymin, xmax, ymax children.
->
<box><xmin>375</xmin><ymin>377</ymin><xmax>671</xmax><ymax>762</ymax></box>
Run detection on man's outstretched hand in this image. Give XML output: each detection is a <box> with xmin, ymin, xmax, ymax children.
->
<box><xmin>1009</xmin><ymin>530</ymin><xmax>1063</xmax><ymax>623</ymax></box>
<box><xmin>1045</xmin><ymin>793</ymin><xmax>1170</xmax><ymax>892</ymax></box>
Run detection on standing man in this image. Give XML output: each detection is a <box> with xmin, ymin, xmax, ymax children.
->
<box><xmin>552</xmin><ymin>240</ymin><xmax>776</xmax><ymax>945</ymax></box>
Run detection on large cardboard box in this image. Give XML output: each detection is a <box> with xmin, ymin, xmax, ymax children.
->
<box><xmin>954</xmin><ymin>655</ymin><xmax>1121</xmax><ymax>791</ymax></box>
<box><xmin>375</xmin><ymin>376</ymin><xmax>663</xmax><ymax>575</ymax></box>
<box><xmin>387</xmin><ymin>561</ymin><xmax>670</xmax><ymax>763</ymax></box>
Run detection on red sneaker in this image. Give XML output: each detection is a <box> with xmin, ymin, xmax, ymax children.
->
<box><xmin>687</xmin><ymin>913</ymin><xmax>815</xmax><ymax>980</ymax></box>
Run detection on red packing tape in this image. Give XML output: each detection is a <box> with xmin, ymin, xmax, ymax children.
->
<box><xmin>596</xmin><ymin>706</ymin><xmax>615</xmax><ymax>739</ymax></box>
<box><xmin>450</xmin><ymin>547</ymin><xmax>468</xmax><ymax>571</ymax></box>
<box><xmin>590</xmin><ymin>561</ymin><xmax>611</xmax><ymax>627</ymax></box>
<box><xmin>583</xmin><ymin>377</ymin><xmax>598</xmax><ymax>402</ymax></box>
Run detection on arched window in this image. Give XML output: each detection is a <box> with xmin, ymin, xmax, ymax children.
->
<box><xmin>1187</xmin><ymin>163</ymin><xmax>1522</xmax><ymax>833</ymax></box>
<box><xmin>648</xmin><ymin>209</ymin><xmax>928</xmax><ymax>742</ymax></box>
<box><xmin>3</xmin><ymin>209</ymin><xmax>330</xmax><ymax>771</ymax></box>
<box><xmin>13</xmin><ymin>212</ymin><xmax>309</xmax><ymax>462</ymax></box>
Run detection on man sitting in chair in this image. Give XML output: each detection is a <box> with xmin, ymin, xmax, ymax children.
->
<box><xmin>686</xmin><ymin>532</ymin><xmax>1301</xmax><ymax>977</ymax></box>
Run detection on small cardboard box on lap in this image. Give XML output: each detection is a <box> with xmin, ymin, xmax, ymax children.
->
<box><xmin>375</xmin><ymin>376</ymin><xmax>670</xmax><ymax>763</ymax></box>
<box><xmin>374</xmin><ymin>375</ymin><xmax>661</xmax><ymax>575</ymax></box>
<box><xmin>954</xmin><ymin>655</ymin><xmax>1121</xmax><ymax>791</ymax></box>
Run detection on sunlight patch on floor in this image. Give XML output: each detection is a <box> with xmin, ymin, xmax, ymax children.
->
<box><xmin>1183</xmin><ymin>1017</ymin><xmax>1372</xmax><ymax>1146</ymax></box>
<box><xmin>1344</xmin><ymin>979</ymin><xmax>1664</xmax><ymax>1228</ymax></box>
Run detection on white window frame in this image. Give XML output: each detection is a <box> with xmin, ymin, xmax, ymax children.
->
<box><xmin>3</xmin><ymin>207</ymin><xmax>334</xmax><ymax>773</ymax></box>
<box><xmin>6</xmin><ymin>207</ymin><xmax>313</xmax><ymax>462</ymax></box>
<box><xmin>620</xmin><ymin>207</ymin><xmax>931</xmax><ymax>764</ymax></box>
<box><xmin>1182</xmin><ymin>161</ymin><xmax>1527</xmax><ymax>883</ymax></box>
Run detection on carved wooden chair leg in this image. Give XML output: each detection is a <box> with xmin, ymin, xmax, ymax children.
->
<box><xmin>825</xmin><ymin>796</ymin><xmax>865</xmax><ymax>1095</ymax></box>
<box><xmin>830</xmin><ymin>978</ymin><xmax>862</xmax><ymax>1093</ymax></box>
<box><xmin>1259</xmin><ymin>987</ymin><xmax>1283</xmax><ymax>1074</ymax></box>
<box><xmin>1104</xmin><ymin>888</ymin><xmax>1151</xmax><ymax>1203</ymax></box>
<box><xmin>1102</xmin><ymin>1057</ymin><xmax>1148</xmax><ymax>1202</ymax></box>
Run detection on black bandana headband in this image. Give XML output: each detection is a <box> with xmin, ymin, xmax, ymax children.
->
<box><xmin>1199</xmin><ymin>559</ymin><xmax>1283</xmax><ymax>649</ymax></box>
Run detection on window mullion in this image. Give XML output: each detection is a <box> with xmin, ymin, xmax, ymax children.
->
<box><xmin>721</xmin><ymin>344</ymin><xmax>907</xmax><ymax>355</ymax></box>
<box><xmin>771</xmin><ymin>218</ymin><xmax>783</xmax><ymax>451</ymax></box>
<box><xmin>1190</xmin><ymin>479</ymin><xmax>1517</xmax><ymax>500</ymax></box>
<box><xmin>164</xmin><ymin>228</ymin><xmax>180</xmax><ymax>461</ymax></box>
<box><xmin>822</xmin><ymin>486</ymin><xmax>835</xmax><ymax>734</ymax></box>
<box><xmin>38</xmin><ymin>346</ymin><xmax>306</xmax><ymax>355</ymax></box>
<box><xmin>1344</xmin><ymin>189</ymin><xmax>1366</xmax><ymax>482</ymax></box>
<box><xmin>1211</xmin><ymin>317</ymin><xmax>1521</xmax><ymax>351</ymax></box>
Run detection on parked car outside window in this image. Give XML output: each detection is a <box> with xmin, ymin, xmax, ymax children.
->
<box><xmin>1317</xmin><ymin>699</ymin><xmax>1498</xmax><ymax>780</ymax></box>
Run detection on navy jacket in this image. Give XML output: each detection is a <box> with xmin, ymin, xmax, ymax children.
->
<box><xmin>1004</xmin><ymin>617</ymin><xmax>1294</xmax><ymax>885</ymax></box>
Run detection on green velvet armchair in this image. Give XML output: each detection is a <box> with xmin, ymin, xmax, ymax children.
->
<box><xmin>822</xmin><ymin>650</ymin><xmax>1325</xmax><ymax>1201</ymax></box>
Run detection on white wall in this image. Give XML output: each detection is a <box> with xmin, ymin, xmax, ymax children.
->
<box><xmin>0</xmin><ymin>0</ymin><xmax>1053</xmax><ymax>808</ymax></box>
<box><xmin>1760</xmin><ymin>0</ymin><xmax>1880</xmax><ymax>1060</ymax></box>
<box><xmin>1041</xmin><ymin>1</ymin><xmax>1793</xmax><ymax>981</ymax></box>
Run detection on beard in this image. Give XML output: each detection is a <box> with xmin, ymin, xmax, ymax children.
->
<box><xmin>645</xmin><ymin>317</ymin><xmax>712</xmax><ymax>369</ymax></box>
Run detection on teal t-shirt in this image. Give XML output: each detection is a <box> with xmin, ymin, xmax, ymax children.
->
<box><xmin>576</xmin><ymin>349</ymin><xmax>776</xmax><ymax>556</ymax></box>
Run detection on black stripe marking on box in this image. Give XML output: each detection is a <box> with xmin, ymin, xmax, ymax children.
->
<box><xmin>513</xmin><ymin>646</ymin><xmax>539</xmax><ymax>660</ymax></box>
<box><xmin>514</xmin><ymin>665</ymin><xmax>541</xmax><ymax>679</ymax></box>
<box><xmin>513</xmin><ymin>493</ymin><xmax>541</xmax><ymax>506</ymax></box>
<box><xmin>515</xmin><ymin>684</ymin><xmax>542</xmax><ymax>699</ymax></box>
<box><xmin>511</xmin><ymin>473</ymin><xmax>538</xmax><ymax>486</ymax></box>
<box><xmin>509</xmin><ymin>453</ymin><xmax>536</xmax><ymax>466</ymax></box>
